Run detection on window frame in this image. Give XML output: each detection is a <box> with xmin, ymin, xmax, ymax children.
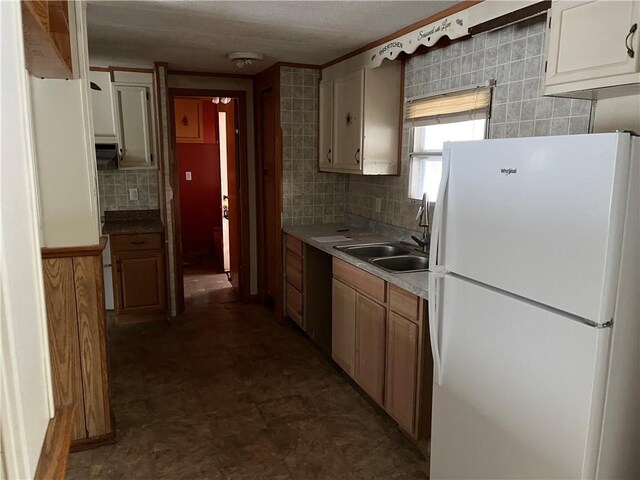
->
<box><xmin>406</xmin><ymin>83</ymin><xmax>493</xmax><ymax>203</ymax></box>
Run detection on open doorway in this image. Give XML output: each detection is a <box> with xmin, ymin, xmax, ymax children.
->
<box><xmin>171</xmin><ymin>94</ymin><xmax>242</xmax><ymax>309</ymax></box>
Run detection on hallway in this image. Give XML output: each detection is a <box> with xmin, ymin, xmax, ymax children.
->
<box><xmin>66</xmin><ymin>298</ymin><xmax>429</xmax><ymax>479</ymax></box>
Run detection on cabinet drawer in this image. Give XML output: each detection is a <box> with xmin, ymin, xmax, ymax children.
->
<box><xmin>286</xmin><ymin>234</ymin><xmax>303</xmax><ymax>257</ymax></box>
<box><xmin>286</xmin><ymin>283</ymin><xmax>303</xmax><ymax>325</ymax></box>
<box><xmin>333</xmin><ymin>257</ymin><xmax>386</xmax><ymax>303</ymax></box>
<box><xmin>389</xmin><ymin>284</ymin><xmax>421</xmax><ymax>324</ymax></box>
<box><xmin>111</xmin><ymin>233</ymin><xmax>162</xmax><ymax>252</ymax></box>
<box><xmin>286</xmin><ymin>254</ymin><xmax>303</xmax><ymax>292</ymax></box>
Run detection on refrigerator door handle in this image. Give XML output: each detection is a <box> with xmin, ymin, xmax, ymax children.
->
<box><xmin>428</xmin><ymin>271</ymin><xmax>445</xmax><ymax>385</ymax></box>
<box><xmin>429</xmin><ymin>149</ymin><xmax>451</xmax><ymax>269</ymax></box>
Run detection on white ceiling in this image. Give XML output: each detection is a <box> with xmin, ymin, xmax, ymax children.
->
<box><xmin>86</xmin><ymin>1</ymin><xmax>461</xmax><ymax>74</ymax></box>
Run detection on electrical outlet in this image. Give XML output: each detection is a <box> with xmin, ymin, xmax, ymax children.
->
<box><xmin>128</xmin><ymin>188</ymin><xmax>139</xmax><ymax>201</ymax></box>
<box><xmin>375</xmin><ymin>197</ymin><xmax>382</xmax><ymax>213</ymax></box>
<box><xmin>186</xmin><ymin>171</ymin><xmax>192</xmax><ymax>181</ymax></box>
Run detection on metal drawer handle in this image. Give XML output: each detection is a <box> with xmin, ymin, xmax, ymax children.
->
<box><xmin>354</xmin><ymin>148</ymin><xmax>360</xmax><ymax>164</ymax></box>
<box><xmin>626</xmin><ymin>23</ymin><xmax>637</xmax><ymax>58</ymax></box>
<box><xmin>131</xmin><ymin>240</ymin><xmax>146</xmax><ymax>245</ymax></box>
<box><xmin>327</xmin><ymin>148</ymin><xmax>332</xmax><ymax>163</ymax></box>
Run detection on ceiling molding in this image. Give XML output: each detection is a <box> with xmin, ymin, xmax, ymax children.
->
<box><xmin>321</xmin><ymin>0</ymin><xmax>481</xmax><ymax>69</ymax></box>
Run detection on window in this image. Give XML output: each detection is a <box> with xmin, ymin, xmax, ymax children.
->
<box><xmin>407</xmin><ymin>86</ymin><xmax>491</xmax><ymax>201</ymax></box>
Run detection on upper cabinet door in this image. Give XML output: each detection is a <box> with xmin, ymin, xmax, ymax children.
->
<box><xmin>545</xmin><ymin>0</ymin><xmax>640</xmax><ymax>91</ymax></box>
<box><xmin>90</xmin><ymin>71</ymin><xmax>117</xmax><ymax>141</ymax></box>
<box><xmin>333</xmin><ymin>69</ymin><xmax>364</xmax><ymax>171</ymax></box>
<box><xmin>318</xmin><ymin>80</ymin><xmax>334</xmax><ymax>171</ymax></box>
<box><xmin>174</xmin><ymin>98</ymin><xmax>203</xmax><ymax>143</ymax></box>
<box><xmin>114</xmin><ymin>85</ymin><xmax>153</xmax><ymax>168</ymax></box>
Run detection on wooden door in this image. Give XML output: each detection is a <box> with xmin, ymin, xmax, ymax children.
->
<box><xmin>260</xmin><ymin>88</ymin><xmax>279</xmax><ymax>303</ymax></box>
<box><xmin>332</xmin><ymin>278</ymin><xmax>356</xmax><ymax>376</ymax></box>
<box><xmin>385</xmin><ymin>311</ymin><xmax>419</xmax><ymax>435</ymax></box>
<box><xmin>318</xmin><ymin>80</ymin><xmax>333</xmax><ymax>171</ymax></box>
<box><xmin>333</xmin><ymin>70</ymin><xmax>364</xmax><ymax>171</ymax></box>
<box><xmin>174</xmin><ymin>97</ymin><xmax>203</xmax><ymax>143</ymax></box>
<box><xmin>114</xmin><ymin>84</ymin><xmax>153</xmax><ymax>167</ymax></box>
<box><xmin>218</xmin><ymin>101</ymin><xmax>240</xmax><ymax>293</ymax></box>
<box><xmin>114</xmin><ymin>251</ymin><xmax>166</xmax><ymax>314</ymax></box>
<box><xmin>354</xmin><ymin>293</ymin><xmax>386</xmax><ymax>405</ymax></box>
<box><xmin>546</xmin><ymin>0</ymin><xmax>640</xmax><ymax>87</ymax></box>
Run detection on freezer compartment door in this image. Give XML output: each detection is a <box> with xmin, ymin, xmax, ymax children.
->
<box><xmin>440</xmin><ymin>133</ymin><xmax>630</xmax><ymax>322</ymax></box>
<box><xmin>430</xmin><ymin>275</ymin><xmax>607</xmax><ymax>479</ymax></box>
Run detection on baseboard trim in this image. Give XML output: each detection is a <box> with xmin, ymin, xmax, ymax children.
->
<box><xmin>70</xmin><ymin>412</ymin><xmax>117</xmax><ymax>452</ymax></box>
<box><xmin>35</xmin><ymin>405</ymin><xmax>76</xmax><ymax>480</ymax></box>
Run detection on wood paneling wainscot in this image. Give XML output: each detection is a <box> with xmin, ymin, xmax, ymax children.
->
<box><xmin>41</xmin><ymin>239</ymin><xmax>115</xmax><ymax>451</ymax></box>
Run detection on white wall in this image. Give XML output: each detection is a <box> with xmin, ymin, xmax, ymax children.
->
<box><xmin>167</xmin><ymin>74</ymin><xmax>258</xmax><ymax>295</ymax></box>
<box><xmin>29</xmin><ymin>2</ymin><xmax>100</xmax><ymax>248</ymax></box>
<box><xmin>592</xmin><ymin>94</ymin><xmax>640</xmax><ymax>134</ymax></box>
<box><xmin>1</xmin><ymin>1</ymin><xmax>54</xmax><ymax>477</ymax></box>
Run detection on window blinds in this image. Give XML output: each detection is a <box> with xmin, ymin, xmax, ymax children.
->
<box><xmin>406</xmin><ymin>86</ymin><xmax>492</xmax><ymax>125</ymax></box>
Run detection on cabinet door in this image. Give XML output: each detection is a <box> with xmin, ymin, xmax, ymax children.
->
<box><xmin>174</xmin><ymin>98</ymin><xmax>203</xmax><ymax>143</ymax></box>
<box><xmin>114</xmin><ymin>84</ymin><xmax>154</xmax><ymax>168</ymax></box>
<box><xmin>89</xmin><ymin>70</ymin><xmax>117</xmax><ymax>140</ymax></box>
<box><xmin>114</xmin><ymin>251</ymin><xmax>166</xmax><ymax>314</ymax></box>
<box><xmin>286</xmin><ymin>282</ymin><xmax>304</xmax><ymax>328</ymax></box>
<box><xmin>354</xmin><ymin>293</ymin><xmax>386</xmax><ymax>405</ymax></box>
<box><xmin>385</xmin><ymin>311</ymin><xmax>419</xmax><ymax>435</ymax></box>
<box><xmin>333</xmin><ymin>70</ymin><xmax>364</xmax><ymax>171</ymax></box>
<box><xmin>332</xmin><ymin>278</ymin><xmax>356</xmax><ymax>375</ymax></box>
<box><xmin>546</xmin><ymin>0</ymin><xmax>640</xmax><ymax>87</ymax></box>
<box><xmin>319</xmin><ymin>80</ymin><xmax>334</xmax><ymax>171</ymax></box>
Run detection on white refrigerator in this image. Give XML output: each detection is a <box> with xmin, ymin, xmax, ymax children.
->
<box><xmin>427</xmin><ymin>133</ymin><xmax>639</xmax><ymax>479</ymax></box>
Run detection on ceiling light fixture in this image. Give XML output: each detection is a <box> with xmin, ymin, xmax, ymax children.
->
<box><xmin>227</xmin><ymin>51</ymin><xmax>263</xmax><ymax>69</ymax></box>
<box><xmin>211</xmin><ymin>97</ymin><xmax>232</xmax><ymax>104</ymax></box>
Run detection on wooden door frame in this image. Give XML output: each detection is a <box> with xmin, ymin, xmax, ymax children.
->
<box><xmin>253</xmin><ymin>66</ymin><xmax>283</xmax><ymax>318</ymax></box>
<box><xmin>167</xmin><ymin>88</ymin><xmax>251</xmax><ymax>309</ymax></box>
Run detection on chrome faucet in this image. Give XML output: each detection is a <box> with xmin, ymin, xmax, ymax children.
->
<box><xmin>411</xmin><ymin>193</ymin><xmax>430</xmax><ymax>254</ymax></box>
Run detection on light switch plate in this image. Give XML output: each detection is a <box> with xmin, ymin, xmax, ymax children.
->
<box><xmin>186</xmin><ymin>171</ymin><xmax>192</xmax><ymax>181</ymax></box>
<box><xmin>128</xmin><ymin>188</ymin><xmax>139</xmax><ymax>201</ymax></box>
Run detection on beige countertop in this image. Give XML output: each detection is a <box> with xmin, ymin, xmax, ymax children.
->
<box><xmin>283</xmin><ymin>223</ymin><xmax>431</xmax><ymax>300</ymax></box>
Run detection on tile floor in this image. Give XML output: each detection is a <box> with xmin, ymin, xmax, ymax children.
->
<box><xmin>66</xmin><ymin>269</ymin><xmax>429</xmax><ymax>479</ymax></box>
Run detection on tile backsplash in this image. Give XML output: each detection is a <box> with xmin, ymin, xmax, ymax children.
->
<box><xmin>280</xmin><ymin>66</ymin><xmax>348</xmax><ymax>226</ymax></box>
<box><xmin>346</xmin><ymin>14</ymin><xmax>594</xmax><ymax>233</ymax></box>
<box><xmin>97</xmin><ymin>169</ymin><xmax>159</xmax><ymax>219</ymax></box>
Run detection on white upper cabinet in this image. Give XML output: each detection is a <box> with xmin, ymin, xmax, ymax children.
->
<box><xmin>333</xmin><ymin>70</ymin><xmax>364</xmax><ymax>172</ymax></box>
<box><xmin>319</xmin><ymin>61</ymin><xmax>401</xmax><ymax>175</ymax></box>
<box><xmin>113</xmin><ymin>84</ymin><xmax>155</xmax><ymax>168</ymax></box>
<box><xmin>89</xmin><ymin>70</ymin><xmax>117</xmax><ymax>142</ymax></box>
<box><xmin>545</xmin><ymin>0</ymin><xmax>640</xmax><ymax>99</ymax></box>
<box><xmin>318</xmin><ymin>80</ymin><xmax>334</xmax><ymax>171</ymax></box>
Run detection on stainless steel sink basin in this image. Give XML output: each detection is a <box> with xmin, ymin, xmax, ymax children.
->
<box><xmin>371</xmin><ymin>255</ymin><xmax>430</xmax><ymax>273</ymax></box>
<box><xmin>335</xmin><ymin>243</ymin><xmax>411</xmax><ymax>259</ymax></box>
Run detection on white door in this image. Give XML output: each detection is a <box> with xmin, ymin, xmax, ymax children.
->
<box><xmin>333</xmin><ymin>70</ymin><xmax>363</xmax><ymax>171</ymax></box>
<box><xmin>319</xmin><ymin>80</ymin><xmax>333</xmax><ymax>171</ymax></box>
<box><xmin>546</xmin><ymin>0</ymin><xmax>640</xmax><ymax>87</ymax></box>
<box><xmin>430</xmin><ymin>274</ymin><xmax>606</xmax><ymax>479</ymax></box>
<box><xmin>437</xmin><ymin>133</ymin><xmax>630</xmax><ymax>323</ymax></box>
<box><xmin>89</xmin><ymin>70</ymin><xmax>117</xmax><ymax>141</ymax></box>
<box><xmin>114</xmin><ymin>84</ymin><xmax>153</xmax><ymax>168</ymax></box>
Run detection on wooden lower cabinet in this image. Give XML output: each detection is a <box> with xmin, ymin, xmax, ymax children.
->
<box><xmin>331</xmin><ymin>278</ymin><xmax>357</xmax><ymax>376</ymax></box>
<box><xmin>111</xmin><ymin>233</ymin><xmax>167</xmax><ymax>324</ymax></box>
<box><xmin>385</xmin><ymin>311</ymin><xmax>420</xmax><ymax>435</ymax></box>
<box><xmin>331</xmin><ymin>257</ymin><xmax>431</xmax><ymax>443</ymax></box>
<box><xmin>354</xmin><ymin>294</ymin><xmax>386</xmax><ymax>404</ymax></box>
<box><xmin>114</xmin><ymin>251</ymin><xmax>166</xmax><ymax>314</ymax></box>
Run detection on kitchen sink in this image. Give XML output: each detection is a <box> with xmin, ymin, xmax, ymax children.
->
<box><xmin>371</xmin><ymin>255</ymin><xmax>430</xmax><ymax>273</ymax></box>
<box><xmin>335</xmin><ymin>243</ymin><xmax>411</xmax><ymax>259</ymax></box>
